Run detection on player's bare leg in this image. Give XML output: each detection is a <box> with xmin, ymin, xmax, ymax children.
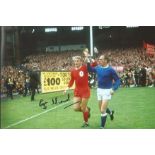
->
<box><xmin>73</xmin><ymin>97</ymin><xmax>81</xmax><ymax>111</ymax></box>
<box><xmin>99</xmin><ymin>101</ymin><xmax>114</xmax><ymax>121</ymax></box>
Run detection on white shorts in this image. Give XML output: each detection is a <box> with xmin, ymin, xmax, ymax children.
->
<box><xmin>97</xmin><ymin>88</ymin><xmax>112</xmax><ymax>101</ymax></box>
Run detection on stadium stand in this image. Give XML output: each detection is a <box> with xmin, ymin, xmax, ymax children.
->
<box><xmin>1</xmin><ymin>48</ymin><xmax>155</xmax><ymax>98</ymax></box>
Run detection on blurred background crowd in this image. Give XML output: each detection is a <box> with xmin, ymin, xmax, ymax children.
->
<box><xmin>1</xmin><ymin>48</ymin><xmax>155</xmax><ymax>98</ymax></box>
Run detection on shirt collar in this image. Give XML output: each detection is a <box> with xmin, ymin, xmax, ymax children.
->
<box><xmin>101</xmin><ymin>65</ymin><xmax>109</xmax><ymax>68</ymax></box>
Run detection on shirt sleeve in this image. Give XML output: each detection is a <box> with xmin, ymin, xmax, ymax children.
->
<box><xmin>87</xmin><ymin>63</ymin><xmax>96</xmax><ymax>73</ymax></box>
<box><xmin>111</xmin><ymin>68</ymin><xmax>121</xmax><ymax>91</ymax></box>
<box><xmin>68</xmin><ymin>70</ymin><xmax>74</xmax><ymax>88</ymax></box>
<box><xmin>91</xmin><ymin>61</ymin><xmax>98</xmax><ymax>67</ymax></box>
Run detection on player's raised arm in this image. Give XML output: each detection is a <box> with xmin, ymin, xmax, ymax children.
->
<box><xmin>87</xmin><ymin>62</ymin><xmax>96</xmax><ymax>73</ymax></box>
<box><xmin>83</xmin><ymin>48</ymin><xmax>95</xmax><ymax>62</ymax></box>
<box><xmin>83</xmin><ymin>48</ymin><xmax>97</xmax><ymax>73</ymax></box>
<box><xmin>63</xmin><ymin>55</ymin><xmax>91</xmax><ymax>127</ymax></box>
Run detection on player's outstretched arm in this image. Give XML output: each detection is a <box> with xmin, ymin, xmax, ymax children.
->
<box><xmin>63</xmin><ymin>87</ymin><xmax>69</xmax><ymax>94</ymax></box>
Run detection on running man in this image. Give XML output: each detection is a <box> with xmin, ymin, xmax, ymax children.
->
<box><xmin>86</xmin><ymin>54</ymin><xmax>120</xmax><ymax>128</ymax></box>
<box><xmin>64</xmin><ymin>56</ymin><xmax>91</xmax><ymax>128</ymax></box>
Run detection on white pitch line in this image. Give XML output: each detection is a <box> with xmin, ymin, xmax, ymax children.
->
<box><xmin>5</xmin><ymin>101</ymin><xmax>70</xmax><ymax>129</ymax></box>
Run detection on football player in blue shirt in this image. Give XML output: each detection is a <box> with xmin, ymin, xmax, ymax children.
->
<box><xmin>86</xmin><ymin>54</ymin><xmax>120</xmax><ymax>128</ymax></box>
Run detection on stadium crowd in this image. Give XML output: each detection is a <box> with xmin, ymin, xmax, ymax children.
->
<box><xmin>99</xmin><ymin>48</ymin><xmax>155</xmax><ymax>88</ymax></box>
<box><xmin>1</xmin><ymin>48</ymin><xmax>155</xmax><ymax>98</ymax></box>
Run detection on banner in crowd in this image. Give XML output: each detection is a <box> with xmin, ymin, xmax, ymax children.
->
<box><xmin>143</xmin><ymin>41</ymin><xmax>147</xmax><ymax>49</ymax></box>
<box><xmin>146</xmin><ymin>43</ymin><xmax>155</xmax><ymax>55</ymax></box>
<box><xmin>41</xmin><ymin>72</ymin><xmax>74</xmax><ymax>93</ymax></box>
<box><xmin>143</xmin><ymin>41</ymin><xmax>155</xmax><ymax>55</ymax></box>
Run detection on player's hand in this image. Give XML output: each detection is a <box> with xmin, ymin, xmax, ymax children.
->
<box><xmin>63</xmin><ymin>90</ymin><xmax>66</xmax><ymax>94</ymax></box>
<box><xmin>63</xmin><ymin>87</ymin><xmax>69</xmax><ymax>94</ymax></box>
<box><xmin>83</xmin><ymin>48</ymin><xmax>90</xmax><ymax>57</ymax></box>
<box><xmin>85</xmin><ymin>57</ymin><xmax>91</xmax><ymax>63</ymax></box>
<box><xmin>110</xmin><ymin>89</ymin><xmax>114</xmax><ymax>95</ymax></box>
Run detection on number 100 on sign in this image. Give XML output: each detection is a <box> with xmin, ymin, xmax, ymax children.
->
<box><xmin>41</xmin><ymin>72</ymin><xmax>74</xmax><ymax>93</ymax></box>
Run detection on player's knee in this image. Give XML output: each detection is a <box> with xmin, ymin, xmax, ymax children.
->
<box><xmin>73</xmin><ymin>104</ymin><xmax>81</xmax><ymax>111</ymax></box>
<box><xmin>101</xmin><ymin>109</ymin><xmax>106</xmax><ymax>114</ymax></box>
<box><xmin>80</xmin><ymin>105</ymin><xmax>87</xmax><ymax>112</ymax></box>
<box><xmin>73</xmin><ymin>106</ymin><xmax>81</xmax><ymax>111</ymax></box>
<box><xmin>80</xmin><ymin>106</ymin><xmax>84</xmax><ymax>112</ymax></box>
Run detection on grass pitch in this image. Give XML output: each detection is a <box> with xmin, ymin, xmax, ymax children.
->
<box><xmin>1</xmin><ymin>87</ymin><xmax>155</xmax><ymax>129</ymax></box>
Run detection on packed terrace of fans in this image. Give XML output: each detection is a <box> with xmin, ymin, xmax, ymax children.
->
<box><xmin>1</xmin><ymin>48</ymin><xmax>155</xmax><ymax>95</ymax></box>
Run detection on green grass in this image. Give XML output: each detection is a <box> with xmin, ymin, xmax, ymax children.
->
<box><xmin>1</xmin><ymin>87</ymin><xmax>155</xmax><ymax>129</ymax></box>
